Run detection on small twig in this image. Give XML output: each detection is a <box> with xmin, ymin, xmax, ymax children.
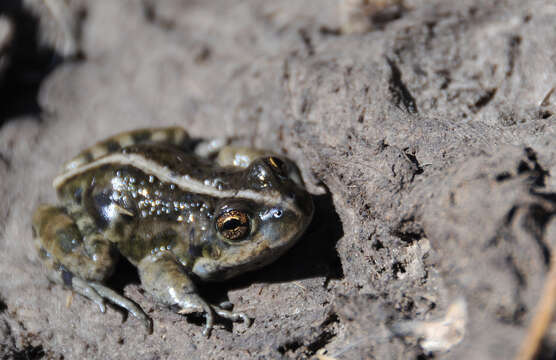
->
<box><xmin>516</xmin><ymin>253</ymin><xmax>556</xmax><ymax>360</ymax></box>
<box><xmin>292</xmin><ymin>281</ymin><xmax>306</xmax><ymax>291</ymax></box>
<box><xmin>66</xmin><ymin>291</ymin><xmax>74</xmax><ymax>308</ymax></box>
<box><xmin>540</xmin><ymin>87</ymin><xmax>555</xmax><ymax>107</ymax></box>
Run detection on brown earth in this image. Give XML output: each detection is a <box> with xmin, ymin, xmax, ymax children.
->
<box><xmin>0</xmin><ymin>0</ymin><xmax>555</xmax><ymax>359</ymax></box>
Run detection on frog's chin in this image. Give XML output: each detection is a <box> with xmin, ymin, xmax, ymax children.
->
<box><xmin>191</xmin><ymin>240</ymin><xmax>295</xmax><ymax>281</ymax></box>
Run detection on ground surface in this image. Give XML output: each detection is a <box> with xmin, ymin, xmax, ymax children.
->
<box><xmin>0</xmin><ymin>0</ymin><xmax>555</xmax><ymax>359</ymax></box>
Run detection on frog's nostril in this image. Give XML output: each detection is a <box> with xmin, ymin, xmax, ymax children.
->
<box><xmin>273</xmin><ymin>209</ymin><xmax>283</xmax><ymax>218</ymax></box>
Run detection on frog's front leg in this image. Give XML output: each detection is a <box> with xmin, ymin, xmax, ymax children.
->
<box><xmin>32</xmin><ymin>205</ymin><xmax>152</xmax><ymax>332</ymax></box>
<box><xmin>138</xmin><ymin>252</ymin><xmax>250</xmax><ymax>336</ymax></box>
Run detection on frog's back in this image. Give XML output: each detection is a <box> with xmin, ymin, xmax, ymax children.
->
<box><xmin>62</xmin><ymin>127</ymin><xmax>192</xmax><ymax>172</ymax></box>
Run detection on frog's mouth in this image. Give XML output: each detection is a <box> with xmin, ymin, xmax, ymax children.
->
<box><xmin>192</xmin><ymin>236</ymin><xmax>299</xmax><ymax>281</ymax></box>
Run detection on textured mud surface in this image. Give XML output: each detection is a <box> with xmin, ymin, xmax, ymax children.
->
<box><xmin>1</xmin><ymin>0</ymin><xmax>555</xmax><ymax>359</ymax></box>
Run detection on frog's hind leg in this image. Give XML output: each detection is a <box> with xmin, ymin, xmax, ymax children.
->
<box><xmin>32</xmin><ymin>205</ymin><xmax>116</xmax><ymax>281</ymax></box>
<box><xmin>138</xmin><ymin>252</ymin><xmax>250</xmax><ymax>336</ymax></box>
<box><xmin>32</xmin><ymin>205</ymin><xmax>152</xmax><ymax>332</ymax></box>
<box><xmin>64</xmin><ymin>127</ymin><xmax>191</xmax><ymax>171</ymax></box>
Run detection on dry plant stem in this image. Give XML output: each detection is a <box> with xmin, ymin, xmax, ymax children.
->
<box><xmin>516</xmin><ymin>253</ymin><xmax>556</xmax><ymax>360</ymax></box>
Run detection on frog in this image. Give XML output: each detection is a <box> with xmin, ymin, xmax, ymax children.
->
<box><xmin>31</xmin><ymin>127</ymin><xmax>314</xmax><ymax>336</ymax></box>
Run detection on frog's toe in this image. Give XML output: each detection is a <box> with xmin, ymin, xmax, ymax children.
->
<box><xmin>71</xmin><ymin>277</ymin><xmax>106</xmax><ymax>313</ymax></box>
<box><xmin>69</xmin><ymin>278</ymin><xmax>151</xmax><ymax>332</ymax></box>
<box><xmin>173</xmin><ymin>293</ymin><xmax>215</xmax><ymax>337</ymax></box>
<box><xmin>88</xmin><ymin>282</ymin><xmax>152</xmax><ymax>333</ymax></box>
<box><xmin>180</xmin><ymin>306</ymin><xmax>213</xmax><ymax>337</ymax></box>
<box><xmin>211</xmin><ymin>305</ymin><xmax>252</xmax><ymax>327</ymax></box>
<box><xmin>202</xmin><ymin>314</ymin><xmax>214</xmax><ymax>338</ymax></box>
<box><xmin>217</xmin><ymin>300</ymin><xmax>233</xmax><ymax>310</ymax></box>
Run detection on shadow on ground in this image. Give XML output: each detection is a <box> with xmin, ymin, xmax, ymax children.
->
<box><xmin>0</xmin><ymin>0</ymin><xmax>65</xmax><ymax>126</ymax></box>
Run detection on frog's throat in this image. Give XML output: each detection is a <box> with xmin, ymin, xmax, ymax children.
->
<box><xmin>53</xmin><ymin>153</ymin><xmax>301</xmax><ymax>215</ymax></box>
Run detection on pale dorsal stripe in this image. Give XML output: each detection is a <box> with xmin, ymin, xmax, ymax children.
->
<box><xmin>53</xmin><ymin>153</ymin><xmax>292</xmax><ymax>209</ymax></box>
<box><xmin>63</xmin><ymin>127</ymin><xmax>188</xmax><ymax>171</ymax></box>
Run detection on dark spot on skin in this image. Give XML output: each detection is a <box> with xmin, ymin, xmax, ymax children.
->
<box><xmin>117</xmin><ymin>234</ymin><xmax>145</xmax><ymax>263</ymax></box>
<box><xmin>151</xmin><ymin>229</ymin><xmax>178</xmax><ymax>249</ymax></box>
<box><xmin>202</xmin><ymin>244</ymin><xmax>221</xmax><ymax>259</ymax></box>
<box><xmin>31</xmin><ymin>225</ymin><xmax>37</xmax><ymax>238</ymax></box>
<box><xmin>38</xmin><ymin>248</ymin><xmax>48</xmax><ymax>260</ymax></box>
<box><xmin>189</xmin><ymin>243</ymin><xmax>203</xmax><ymax>259</ymax></box>
<box><xmin>114</xmin><ymin>221</ymin><xmax>125</xmax><ymax>237</ymax></box>
<box><xmin>74</xmin><ymin>187</ymin><xmax>83</xmax><ymax>203</ymax></box>
<box><xmin>56</xmin><ymin>228</ymin><xmax>80</xmax><ymax>253</ymax></box>
<box><xmin>61</xmin><ymin>267</ymin><xmax>74</xmax><ymax>287</ymax></box>
<box><xmin>82</xmin><ymin>151</ymin><xmax>94</xmax><ymax>163</ymax></box>
<box><xmin>132</xmin><ymin>130</ymin><xmax>152</xmax><ymax>144</ymax></box>
<box><xmin>81</xmin><ymin>223</ymin><xmax>98</xmax><ymax>237</ymax></box>
<box><xmin>92</xmin><ymin>191</ymin><xmax>113</xmax><ymax>229</ymax></box>
<box><xmin>105</xmin><ymin>140</ymin><xmax>121</xmax><ymax>152</ymax></box>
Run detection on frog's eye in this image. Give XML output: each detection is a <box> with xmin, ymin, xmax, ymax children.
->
<box><xmin>266</xmin><ymin>156</ymin><xmax>287</xmax><ymax>175</ymax></box>
<box><xmin>216</xmin><ymin>209</ymin><xmax>250</xmax><ymax>242</ymax></box>
<box><xmin>265</xmin><ymin>156</ymin><xmax>304</xmax><ymax>187</ymax></box>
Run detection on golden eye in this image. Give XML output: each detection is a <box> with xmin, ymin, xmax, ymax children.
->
<box><xmin>266</xmin><ymin>156</ymin><xmax>288</xmax><ymax>175</ymax></box>
<box><xmin>267</xmin><ymin>156</ymin><xmax>281</xmax><ymax>168</ymax></box>
<box><xmin>216</xmin><ymin>209</ymin><xmax>250</xmax><ymax>241</ymax></box>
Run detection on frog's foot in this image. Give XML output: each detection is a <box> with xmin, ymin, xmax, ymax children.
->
<box><xmin>211</xmin><ymin>305</ymin><xmax>252</xmax><ymax>328</ymax></box>
<box><xmin>175</xmin><ymin>294</ymin><xmax>250</xmax><ymax>336</ymax></box>
<box><xmin>72</xmin><ymin>278</ymin><xmax>153</xmax><ymax>333</ymax></box>
<box><xmin>175</xmin><ymin>292</ymin><xmax>215</xmax><ymax>336</ymax></box>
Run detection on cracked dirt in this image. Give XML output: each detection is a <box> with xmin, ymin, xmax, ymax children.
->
<box><xmin>0</xmin><ymin>0</ymin><xmax>555</xmax><ymax>359</ymax></box>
